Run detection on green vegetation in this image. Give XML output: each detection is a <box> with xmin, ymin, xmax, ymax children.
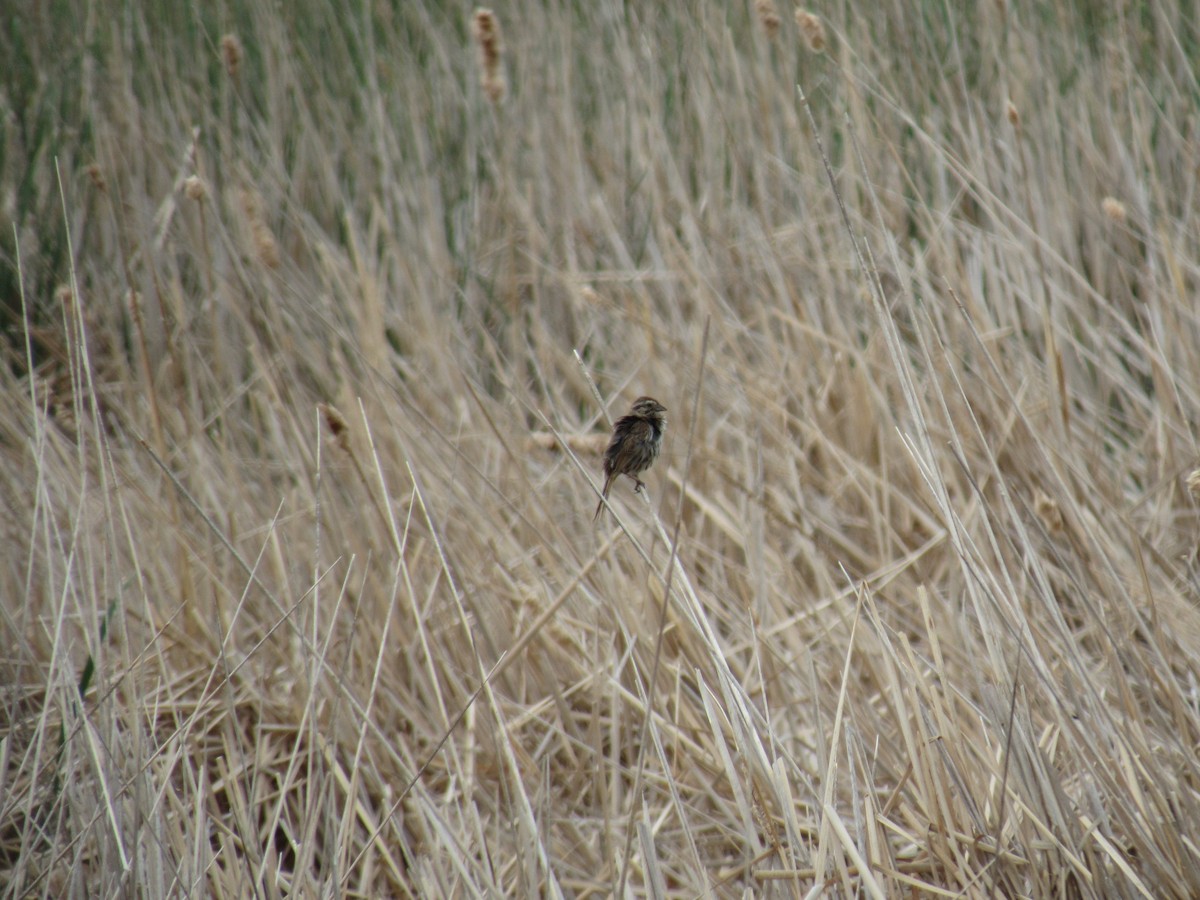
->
<box><xmin>3</xmin><ymin>0</ymin><xmax>1199</xmax><ymax>895</ymax></box>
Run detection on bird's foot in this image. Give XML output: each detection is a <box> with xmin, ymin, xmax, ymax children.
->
<box><xmin>633</xmin><ymin>478</ymin><xmax>646</xmax><ymax>494</ymax></box>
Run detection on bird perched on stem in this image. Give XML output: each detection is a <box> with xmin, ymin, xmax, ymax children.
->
<box><xmin>594</xmin><ymin>397</ymin><xmax>667</xmax><ymax>520</ymax></box>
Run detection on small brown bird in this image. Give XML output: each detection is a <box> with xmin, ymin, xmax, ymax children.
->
<box><xmin>594</xmin><ymin>396</ymin><xmax>667</xmax><ymax>520</ymax></box>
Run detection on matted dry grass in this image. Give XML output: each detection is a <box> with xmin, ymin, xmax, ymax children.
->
<box><xmin>3</xmin><ymin>1</ymin><xmax>1200</xmax><ymax>896</ymax></box>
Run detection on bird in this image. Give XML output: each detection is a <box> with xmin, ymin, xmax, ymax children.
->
<box><xmin>593</xmin><ymin>396</ymin><xmax>667</xmax><ymax>520</ymax></box>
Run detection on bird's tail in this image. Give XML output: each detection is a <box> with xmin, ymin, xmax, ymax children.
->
<box><xmin>593</xmin><ymin>478</ymin><xmax>612</xmax><ymax>521</ymax></box>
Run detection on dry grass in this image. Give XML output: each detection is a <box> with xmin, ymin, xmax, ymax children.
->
<box><xmin>3</xmin><ymin>1</ymin><xmax>1200</xmax><ymax>896</ymax></box>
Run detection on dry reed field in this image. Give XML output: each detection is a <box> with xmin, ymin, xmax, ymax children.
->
<box><xmin>4</xmin><ymin>1</ymin><xmax>1200</xmax><ymax>896</ymax></box>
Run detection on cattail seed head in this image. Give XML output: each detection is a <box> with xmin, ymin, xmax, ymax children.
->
<box><xmin>240</xmin><ymin>189</ymin><xmax>280</xmax><ymax>269</ymax></box>
<box><xmin>756</xmin><ymin>0</ymin><xmax>782</xmax><ymax>40</ymax></box>
<box><xmin>184</xmin><ymin>175</ymin><xmax>207</xmax><ymax>201</ymax></box>
<box><xmin>319</xmin><ymin>403</ymin><xmax>353</xmax><ymax>456</ymax></box>
<box><xmin>471</xmin><ymin>9</ymin><xmax>506</xmax><ymax>104</ymax></box>
<box><xmin>254</xmin><ymin>225</ymin><xmax>280</xmax><ymax>268</ymax></box>
<box><xmin>1034</xmin><ymin>489</ymin><xmax>1064</xmax><ymax>534</ymax></box>
<box><xmin>220</xmin><ymin>34</ymin><xmax>243</xmax><ymax>79</ymax></box>
<box><xmin>86</xmin><ymin>163</ymin><xmax>106</xmax><ymax>192</ymax></box>
<box><xmin>1101</xmin><ymin>196</ymin><xmax>1127</xmax><ymax>223</ymax></box>
<box><xmin>796</xmin><ymin>10</ymin><xmax>826</xmax><ymax>53</ymax></box>
<box><xmin>1005</xmin><ymin>100</ymin><xmax>1020</xmax><ymax>128</ymax></box>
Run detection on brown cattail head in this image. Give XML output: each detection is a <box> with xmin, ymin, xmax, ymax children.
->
<box><xmin>1005</xmin><ymin>100</ymin><xmax>1020</xmax><ymax>129</ymax></box>
<box><xmin>756</xmin><ymin>0</ymin><xmax>782</xmax><ymax>40</ymax></box>
<box><xmin>254</xmin><ymin>225</ymin><xmax>280</xmax><ymax>268</ymax></box>
<box><xmin>1101</xmin><ymin>196</ymin><xmax>1127</xmax><ymax>223</ymax></box>
<box><xmin>184</xmin><ymin>175</ymin><xmax>207</xmax><ymax>202</ymax></box>
<box><xmin>240</xmin><ymin>189</ymin><xmax>280</xmax><ymax>269</ymax></box>
<box><xmin>319</xmin><ymin>403</ymin><xmax>353</xmax><ymax>456</ymax></box>
<box><xmin>86</xmin><ymin>163</ymin><xmax>106</xmax><ymax>193</ymax></box>
<box><xmin>1034</xmin><ymin>489</ymin><xmax>1064</xmax><ymax>535</ymax></box>
<box><xmin>220</xmin><ymin>34</ymin><xmax>243</xmax><ymax>79</ymax></box>
<box><xmin>796</xmin><ymin>10</ymin><xmax>826</xmax><ymax>53</ymax></box>
<box><xmin>471</xmin><ymin>8</ymin><xmax>506</xmax><ymax>104</ymax></box>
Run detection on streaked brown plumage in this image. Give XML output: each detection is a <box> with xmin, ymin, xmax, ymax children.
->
<box><xmin>593</xmin><ymin>397</ymin><xmax>667</xmax><ymax>520</ymax></box>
